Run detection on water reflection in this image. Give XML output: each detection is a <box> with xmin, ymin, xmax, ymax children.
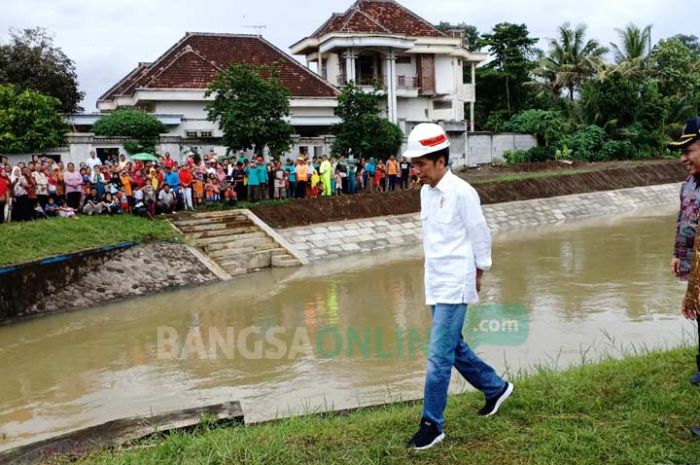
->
<box><xmin>0</xmin><ymin>205</ymin><xmax>691</xmax><ymax>451</ymax></box>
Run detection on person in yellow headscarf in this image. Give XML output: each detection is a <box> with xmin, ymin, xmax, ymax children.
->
<box><xmin>319</xmin><ymin>154</ymin><xmax>332</xmax><ymax>196</ymax></box>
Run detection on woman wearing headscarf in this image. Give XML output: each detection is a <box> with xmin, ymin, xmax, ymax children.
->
<box><xmin>10</xmin><ymin>167</ymin><xmax>32</xmax><ymax>221</ymax></box>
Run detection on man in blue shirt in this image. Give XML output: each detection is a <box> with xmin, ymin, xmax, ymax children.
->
<box><xmin>245</xmin><ymin>160</ymin><xmax>259</xmax><ymax>201</ymax></box>
<box><xmin>284</xmin><ymin>158</ymin><xmax>296</xmax><ymax>199</ymax></box>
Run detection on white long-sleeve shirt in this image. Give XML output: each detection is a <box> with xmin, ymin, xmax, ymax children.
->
<box><xmin>420</xmin><ymin>170</ymin><xmax>492</xmax><ymax>305</ymax></box>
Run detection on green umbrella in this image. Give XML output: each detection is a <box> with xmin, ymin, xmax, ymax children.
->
<box><xmin>130</xmin><ymin>153</ymin><xmax>160</xmax><ymax>162</ymax></box>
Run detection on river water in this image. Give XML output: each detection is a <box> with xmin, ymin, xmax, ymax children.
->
<box><xmin>0</xmin><ymin>204</ymin><xmax>695</xmax><ymax>451</ymax></box>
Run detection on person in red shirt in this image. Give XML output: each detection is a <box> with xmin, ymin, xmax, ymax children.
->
<box><xmin>162</xmin><ymin>152</ymin><xmax>176</xmax><ymax>169</ymax></box>
<box><xmin>178</xmin><ymin>165</ymin><xmax>194</xmax><ymax>210</ymax></box>
<box><xmin>0</xmin><ymin>168</ymin><xmax>9</xmax><ymax>223</ymax></box>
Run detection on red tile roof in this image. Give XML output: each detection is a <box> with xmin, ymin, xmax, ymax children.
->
<box><xmin>100</xmin><ymin>33</ymin><xmax>338</xmax><ymax>102</ymax></box>
<box><xmin>312</xmin><ymin>0</ymin><xmax>445</xmax><ymax>38</ymax></box>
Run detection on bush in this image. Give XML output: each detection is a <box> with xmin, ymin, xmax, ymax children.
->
<box><xmin>599</xmin><ymin>139</ymin><xmax>634</xmax><ymax>160</ymax></box>
<box><xmin>559</xmin><ymin>125</ymin><xmax>608</xmax><ymax>161</ymax></box>
<box><xmin>503</xmin><ymin>149</ymin><xmax>530</xmax><ymax>165</ymax></box>
<box><xmin>504</xmin><ymin>109</ymin><xmax>565</xmax><ymax>146</ymax></box>
<box><xmin>92</xmin><ymin>109</ymin><xmax>166</xmax><ymax>154</ymax></box>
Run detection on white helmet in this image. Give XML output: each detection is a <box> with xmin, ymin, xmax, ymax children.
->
<box><xmin>403</xmin><ymin>123</ymin><xmax>450</xmax><ymax>159</ymax></box>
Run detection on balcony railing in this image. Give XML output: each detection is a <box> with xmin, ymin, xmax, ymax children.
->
<box><xmin>337</xmin><ymin>74</ymin><xmax>419</xmax><ymax>89</ymax></box>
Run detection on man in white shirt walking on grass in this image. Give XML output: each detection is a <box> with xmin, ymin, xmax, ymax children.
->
<box><xmin>404</xmin><ymin>123</ymin><xmax>514</xmax><ymax>451</ymax></box>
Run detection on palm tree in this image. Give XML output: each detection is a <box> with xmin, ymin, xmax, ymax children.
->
<box><xmin>610</xmin><ymin>23</ymin><xmax>652</xmax><ymax>64</ymax></box>
<box><xmin>534</xmin><ymin>23</ymin><xmax>608</xmax><ymax>102</ymax></box>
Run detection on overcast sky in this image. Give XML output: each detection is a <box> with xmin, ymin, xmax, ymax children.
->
<box><xmin>1</xmin><ymin>0</ymin><xmax>694</xmax><ymax>112</ymax></box>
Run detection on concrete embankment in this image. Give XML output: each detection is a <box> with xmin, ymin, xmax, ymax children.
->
<box><xmin>278</xmin><ymin>183</ymin><xmax>680</xmax><ymax>262</ymax></box>
<box><xmin>0</xmin><ymin>242</ymin><xmax>217</xmax><ymax>324</ymax></box>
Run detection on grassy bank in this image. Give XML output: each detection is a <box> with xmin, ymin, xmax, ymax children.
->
<box><xmin>0</xmin><ymin>216</ymin><xmax>181</xmax><ymax>266</ymax></box>
<box><xmin>72</xmin><ymin>347</ymin><xmax>700</xmax><ymax>465</ymax></box>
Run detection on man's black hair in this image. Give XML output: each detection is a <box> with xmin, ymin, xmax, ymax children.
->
<box><xmin>422</xmin><ymin>147</ymin><xmax>449</xmax><ymax>166</ymax></box>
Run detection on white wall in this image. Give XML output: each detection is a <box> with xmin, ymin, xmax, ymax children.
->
<box><xmin>325</xmin><ymin>53</ymin><xmax>341</xmax><ymax>85</ymax></box>
<box><xmin>434</xmin><ymin>56</ymin><xmax>456</xmax><ymax>96</ymax></box>
<box><xmin>397</xmin><ymin>98</ymin><xmax>430</xmax><ymax>122</ymax></box>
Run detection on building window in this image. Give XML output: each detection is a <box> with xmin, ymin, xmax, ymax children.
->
<box><xmin>433</xmin><ymin>100</ymin><xmax>453</xmax><ymax>110</ymax></box>
<box><xmin>396</xmin><ymin>55</ymin><xmax>411</xmax><ymax>64</ymax></box>
<box><xmin>185</xmin><ymin>131</ymin><xmax>198</xmax><ymax>138</ymax></box>
<box><xmin>200</xmin><ymin>131</ymin><xmax>213</xmax><ymax>138</ymax></box>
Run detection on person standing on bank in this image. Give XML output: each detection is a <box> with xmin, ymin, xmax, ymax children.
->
<box><xmin>403</xmin><ymin>123</ymin><xmax>514</xmax><ymax>451</ymax></box>
<box><xmin>669</xmin><ymin>117</ymin><xmax>700</xmax><ymax>386</ymax></box>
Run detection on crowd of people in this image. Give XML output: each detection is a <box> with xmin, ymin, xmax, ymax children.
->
<box><xmin>0</xmin><ymin>150</ymin><xmax>419</xmax><ymax>223</ymax></box>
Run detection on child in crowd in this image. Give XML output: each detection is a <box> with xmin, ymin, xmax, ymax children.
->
<box><xmin>205</xmin><ymin>175</ymin><xmax>215</xmax><ymax>203</ymax></box>
<box><xmin>43</xmin><ymin>197</ymin><xmax>59</xmax><ymax>216</ymax></box>
<box><xmin>334</xmin><ymin>171</ymin><xmax>343</xmax><ymax>196</ymax></box>
<box><xmin>56</xmin><ymin>200</ymin><xmax>77</xmax><ymax>218</ymax></box>
<box><xmin>193</xmin><ymin>173</ymin><xmax>204</xmax><ymax>206</ymax></box>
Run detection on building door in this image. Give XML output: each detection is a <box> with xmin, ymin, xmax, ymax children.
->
<box><xmin>418</xmin><ymin>55</ymin><xmax>435</xmax><ymax>95</ymax></box>
<box><xmin>96</xmin><ymin>147</ymin><xmax>119</xmax><ymax>164</ymax></box>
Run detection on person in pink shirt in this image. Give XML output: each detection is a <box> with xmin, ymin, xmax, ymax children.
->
<box><xmin>63</xmin><ymin>162</ymin><xmax>83</xmax><ymax>210</ymax></box>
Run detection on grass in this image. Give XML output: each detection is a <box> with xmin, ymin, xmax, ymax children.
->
<box><xmin>468</xmin><ymin>168</ymin><xmax>598</xmax><ymax>185</ymax></box>
<box><xmin>0</xmin><ymin>215</ymin><xmax>181</xmax><ymax>266</ymax></box>
<box><xmin>67</xmin><ymin>347</ymin><xmax>700</xmax><ymax>465</ymax></box>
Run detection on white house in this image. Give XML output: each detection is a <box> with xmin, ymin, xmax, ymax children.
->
<box><xmin>290</xmin><ymin>0</ymin><xmax>488</xmax><ymax>133</ymax></box>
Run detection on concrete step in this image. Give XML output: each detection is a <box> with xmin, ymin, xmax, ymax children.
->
<box><xmin>220</xmin><ymin>264</ymin><xmax>248</xmax><ymax>277</ymax></box>
<box><xmin>176</xmin><ymin>221</ymin><xmax>255</xmax><ymax>234</ymax></box>
<box><xmin>173</xmin><ymin>214</ymin><xmax>248</xmax><ymax>227</ymax></box>
<box><xmin>191</xmin><ymin>231</ymin><xmax>268</xmax><ymax>247</ymax></box>
<box><xmin>179</xmin><ymin>210</ymin><xmax>249</xmax><ymax>220</ymax></box>
<box><xmin>271</xmin><ymin>254</ymin><xmax>302</xmax><ymax>268</ymax></box>
<box><xmin>210</xmin><ymin>247</ymin><xmax>285</xmax><ymax>264</ymax></box>
<box><xmin>207</xmin><ymin>243</ymin><xmax>281</xmax><ymax>260</ymax></box>
<box><xmin>204</xmin><ymin>237</ymin><xmax>276</xmax><ymax>254</ymax></box>
<box><xmin>215</xmin><ymin>249</ymin><xmax>286</xmax><ymax>270</ymax></box>
<box><xmin>183</xmin><ymin>225</ymin><xmax>259</xmax><ymax>240</ymax></box>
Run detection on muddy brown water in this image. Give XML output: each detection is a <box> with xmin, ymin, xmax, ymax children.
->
<box><xmin>0</xmin><ymin>204</ymin><xmax>694</xmax><ymax>451</ymax></box>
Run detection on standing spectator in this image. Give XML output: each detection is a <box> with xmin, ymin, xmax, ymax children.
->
<box><xmin>117</xmin><ymin>153</ymin><xmax>128</xmax><ymax>170</ymax></box>
<box><xmin>162</xmin><ymin>152</ymin><xmax>176</xmax><ymax>169</ymax></box>
<box><xmin>400</xmin><ymin>157</ymin><xmax>411</xmax><ymax>190</ymax></box>
<box><xmin>157</xmin><ymin>184</ymin><xmax>177</xmax><ymax>213</ymax></box>
<box><xmin>49</xmin><ymin>165</ymin><xmax>64</xmax><ymax>202</ymax></box>
<box><xmin>365</xmin><ymin>158</ymin><xmax>376</xmax><ymax>193</ymax></box>
<box><xmin>179</xmin><ymin>165</ymin><xmax>194</xmax><ymax>211</ymax></box>
<box><xmin>386</xmin><ymin>155</ymin><xmax>399</xmax><ymax>191</ymax></box>
<box><xmin>11</xmin><ymin>167</ymin><xmax>31</xmax><ymax>221</ymax></box>
<box><xmin>273</xmin><ymin>162</ymin><xmax>286</xmax><ymax>199</ymax></box>
<box><xmin>319</xmin><ymin>155</ymin><xmax>332</xmax><ymax>196</ymax></box>
<box><xmin>0</xmin><ymin>168</ymin><xmax>9</xmax><ymax>223</ymax></box>
<box><xmin>63</xmin><ymin>163</ymin><xmax>83</xmax><ymax>210</ymax></box>
<box><xmin>284</xmin><ymin>158</ymin><xmax>296</xmax><ymax>199</ymax></box>
<box><xmin>295</xmin><ymin>158</ymin><xmax>308</xmax><ymax>198</ymax></box>
<box><xmin>193</xmin><ymin>173</ymin><xmax>205</xmax><ymax>206</ymax></box>
<box><xmin>86</xmin><ymin>151</ymin><xmax>102</xmax><ymax>176</ymax></box>
<box><xmin>257</xmin><ymin>157</ymin><xmax>269</xmax><ymax>201</ymax></box>
<box><xmin>33</xmin><ymin>166</ymin><xmax>50</xmax><ymax>207</ymax></box>
<box><xmin>23</xmin><ymin>167</ymin><xmax>38</xmax><ymax>208</ymax></box>
<box><xmin>143</xmin><ymin>183</ymin><xmax>157</xmax><ymax>217</ymax></box>
<box><xmin>232</xmin><ymin>162</ymin><xmax>246</xmax><ymax>202</ymax></box>
<box><xmin>163</xmin><ymin>165</ymin><xmax>180</xmax><ymax>197</ymax></box>
<box><xmin>348</xmin><ymin>161</ymin><xmax>358</xmax><ymax>195</ymax></box>
<box><xmin>246</xmin><ymin>160</ymin><xmax>260</xmax><ymax>201</ymax></box>
<box><xmin>119</xmin><ymin>170</ymin><xmax>134</xmax><ymax>213</ymax></box>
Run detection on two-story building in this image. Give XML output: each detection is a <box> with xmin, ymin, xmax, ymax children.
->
<box><xmin>290</xmin><ymin>0</ymin><xmax>487</xmax><ymax>134</ymax></box>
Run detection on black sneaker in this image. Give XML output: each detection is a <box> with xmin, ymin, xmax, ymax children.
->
<box><xmin>406</xmin><ymin>418</ymin><xmax>445</xmax><ymax>450</ymax></box>
<box><xmin>478</xmin><ymin>382</ymin><xmax>514</xmax><ymax>417</ymax></box>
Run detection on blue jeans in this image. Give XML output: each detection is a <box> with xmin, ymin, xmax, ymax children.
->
<box><xmin>422</xmin><ymin>303</ymin><xmax>506</xmax><ymax>430</ymax></box>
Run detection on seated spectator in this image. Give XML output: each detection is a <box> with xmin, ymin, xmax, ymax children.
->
<box><xmin>157</xmin><ymin>183</ymin><xmax>177</xmax><ymax>214</ymax></box>
<box><xmin>82</xmin><ymin>188</ymin><xmax>103</xmax><ymax>215</ymax></box>
<box><xmin>44</xmin><ymin>197</ymin><xmax>59</xmax><ymax>216</ymax></box>
<box><xmin>33</xmin><ymin>201</ymin><xmax>48</xmax><ymax>219</ymax></box>
<box><xmin>57</xmin><ymin>200</ymin><xmax>77</xmax><ymax>218</ymax></box>
<box><xmin>101</xmin><ymin>192</ymin><xmax>119</xmax><ymax>215</ymax></box>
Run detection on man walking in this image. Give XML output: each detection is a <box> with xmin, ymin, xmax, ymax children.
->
<box><xmin>670</xmin><ymin>117</ymin><xmax>700</xmax><ymax>386</ymax></box>
<box><xmin>403</xmin><ymin>123</ymin><xmax>513</xmax><ymax>451</ymax></box>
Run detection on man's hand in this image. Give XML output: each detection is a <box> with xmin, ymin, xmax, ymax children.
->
<box><xmin>672</xmin><ymin>257</ymin><xmax>681</xmax><ymax>277</ymax></box>
<box><xmin>476</xmin><ymin>269</ymin><xmax>484</xmax><ymax>293</ymax></box>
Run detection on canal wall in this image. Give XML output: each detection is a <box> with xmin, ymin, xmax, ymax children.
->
<box><xmin>0</xmin><ymin>242</ymin><xmax>217</xmax><ymax>324</ymax></box>
<box><xmin>278</xmin><ymin>182</ymin><xmax>680</xmax><ymax>262</ymax></box>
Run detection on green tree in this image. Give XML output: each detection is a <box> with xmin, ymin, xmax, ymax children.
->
<box><xmin>649</xmin><ymin>38</ymin><xmax>700</xmax><ymax>118</ymax></box>
<box><xmin>0</xmin><ymin>28</ymin><xmax>84</xmax><ymax>113</ymax></box>
<box><xmin>0</xmin><ymin>84</ymin><xmax>67</xmax><ymax>153</ymax></box>
<box><xmin>206</xmin><ymin>63</ymin><xmax>293</xmax><ymax>158</ymax></box>
<box><xmin>476</xmin><ymin>23</ymin><xmax>539</xmax><ymax>128</ymax></box>
<box><xmin>435</xmin><ymin>22</ymin><xmax>480</xmax><ymax>51</ymax></box>
<box><xmin>92</xmin><ymin>109</ymin><xmax>166</xmax><ymax>154</ymax></box>
<box><xmin>534</xmin><ymin>23</ymin><xmax>607</xmax><ymax>102</ymax></box>
<box><xmin>505</xmin><ymin>109</ymin><xmax>565</xmax><ymax>146</ymax></box>
<box><xmin>670</xmin><ymin>34</ymin><xmax>700</xmax><ymax>56</ymax></box>
<box><xmin>610</xmin><ymin>23</ymin><xmax>653</xmax><ymax>64</ymax></box>
<box><xmin>331</xmin><ymin>82</ymin><xmax>403</xmax><ymax>157</ymax></box>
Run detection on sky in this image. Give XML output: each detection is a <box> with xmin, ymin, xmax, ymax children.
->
<box><xmin>1</xmin><ymin>0</ymin><xmax>694</xmax><ymax>112</ymax></box>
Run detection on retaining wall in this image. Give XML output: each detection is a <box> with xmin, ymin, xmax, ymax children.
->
<box><xmin>279</xmin><ymin>183</ymin><xmax>680</xmax><ymax>262</ymax></box>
